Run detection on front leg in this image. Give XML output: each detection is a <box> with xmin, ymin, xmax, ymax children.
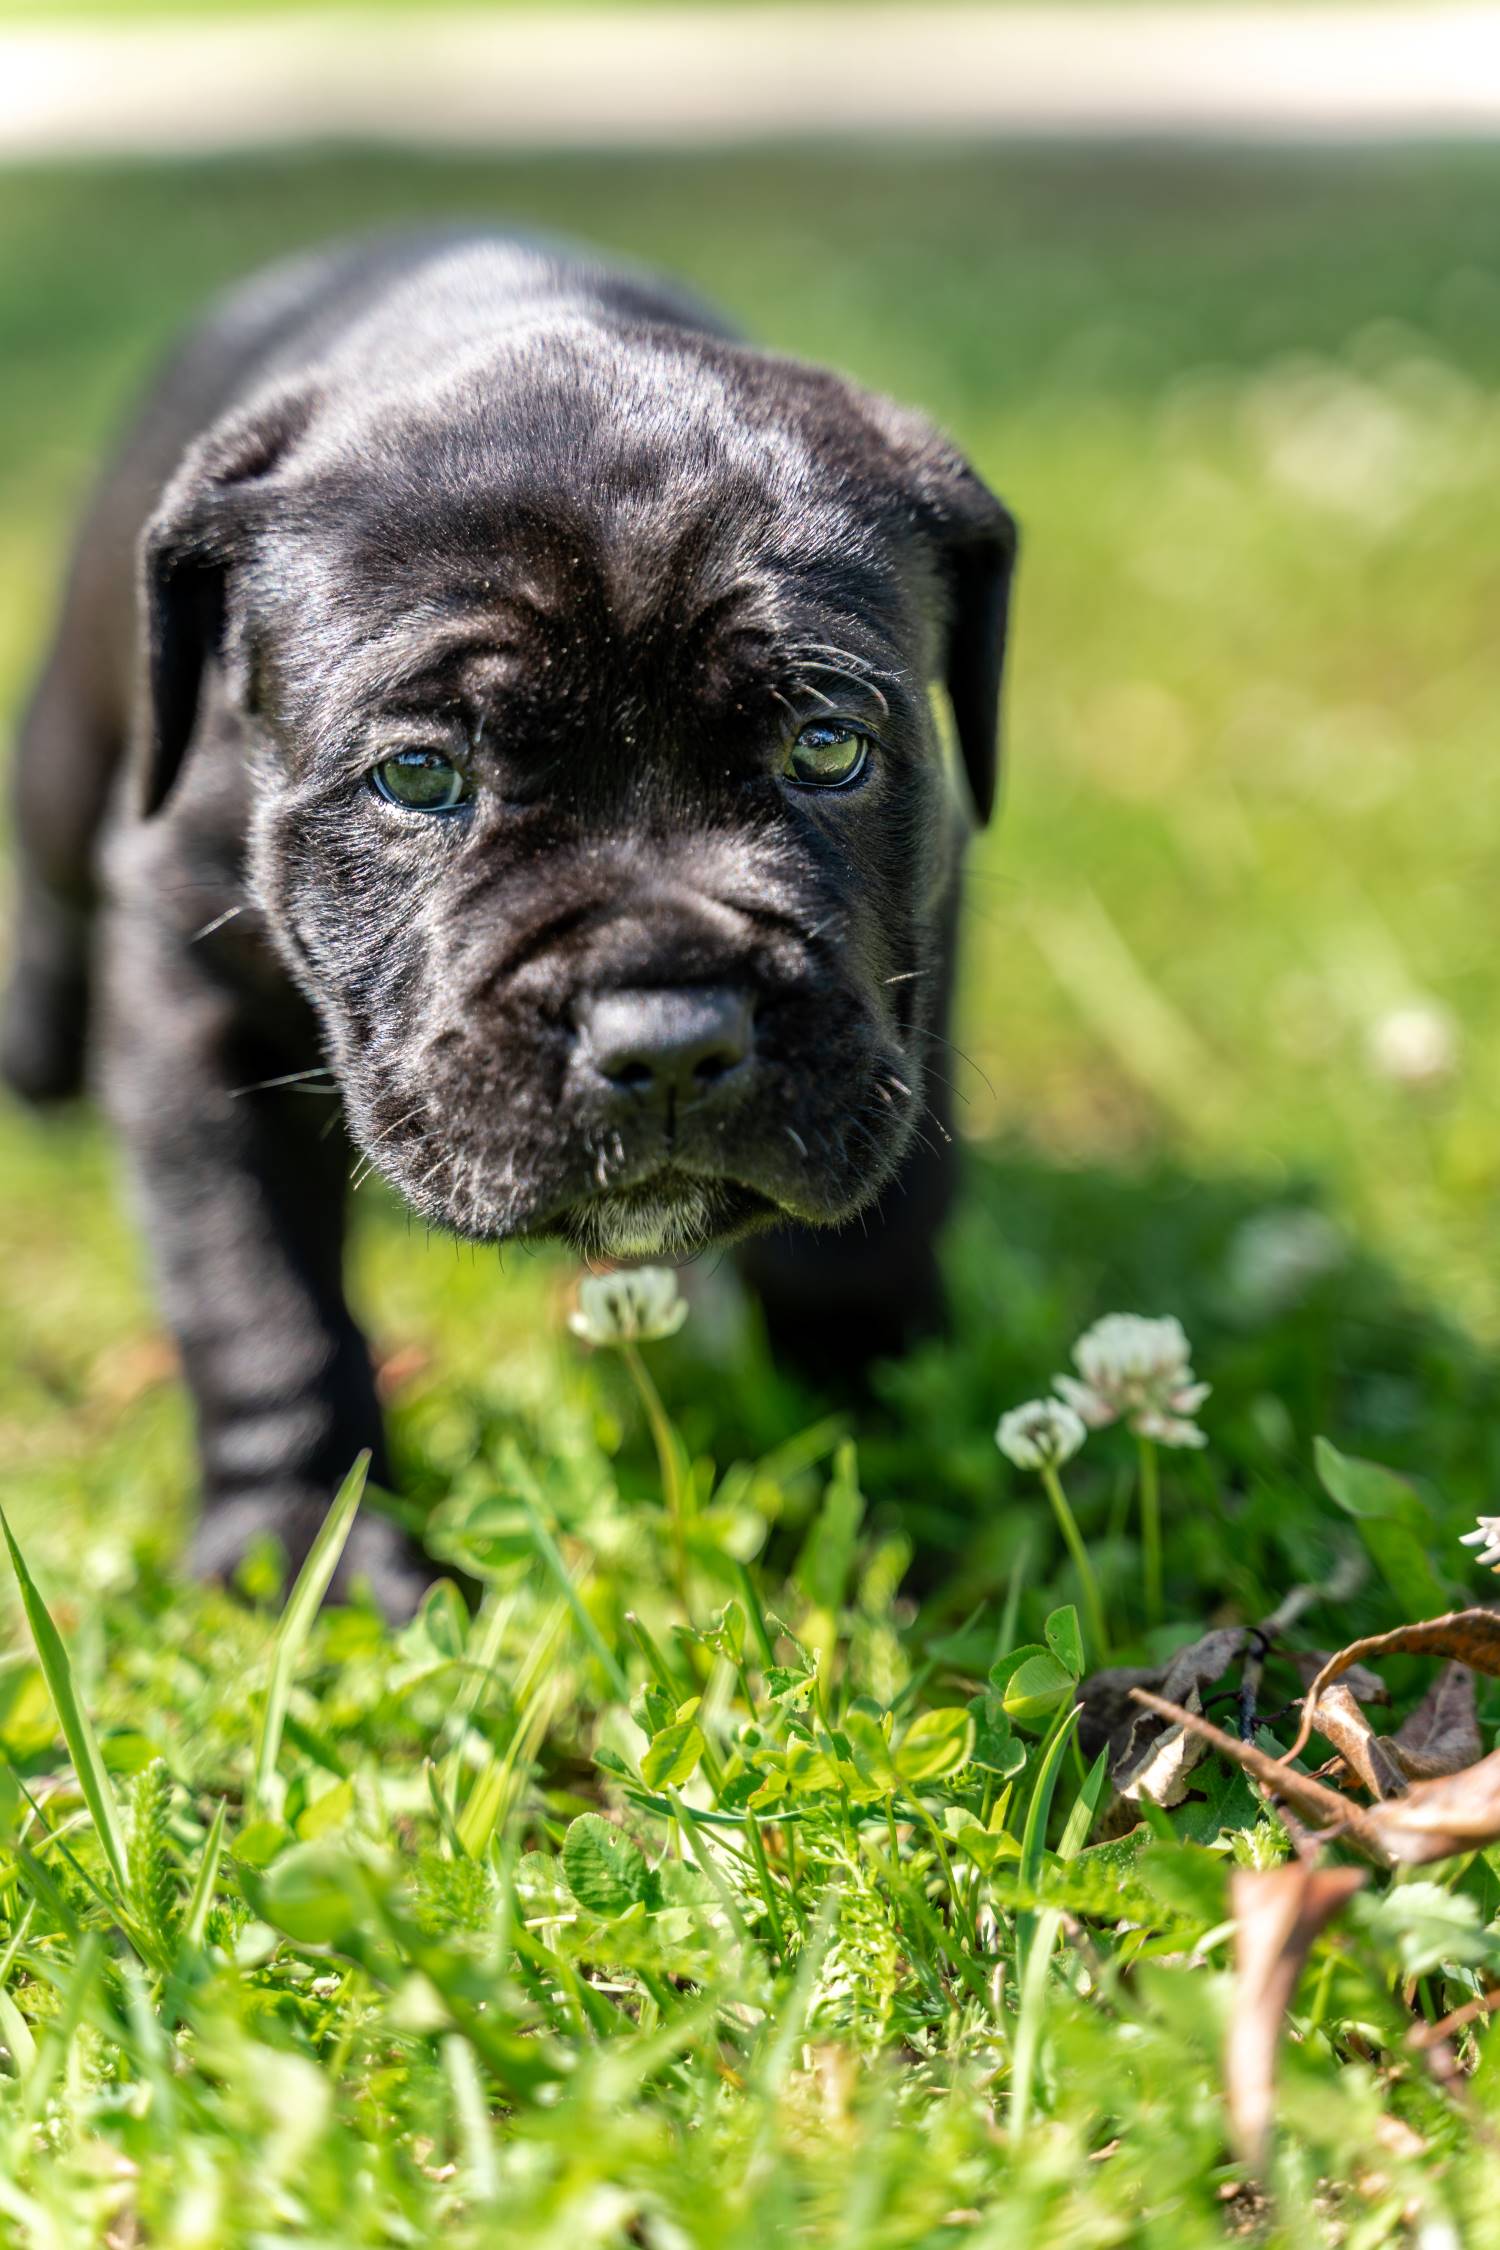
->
<box><xmin>739</xmin><ymin>1121</ymin><xmax>956</xmax><ymax>1378</ymax></box>
<box><xmin>741</xmin><ymin>878</ymin><xmax>964</xmax><ymax>1380</ymax></box>
<box><xmin>98</xmin><ymin>873</ymin><xmax>427</xmax><ymax>1618</ymax></box>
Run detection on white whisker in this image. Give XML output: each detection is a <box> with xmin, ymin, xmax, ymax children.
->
<box><xmin>189</xmin><ymin>903</ymin><xmax>247</xmax><ymax>945</ymax></box>
<box><xmin>228</xmin><ymin>1065</ymin><xmax>336</xmax><ymax>1099</ymax></box>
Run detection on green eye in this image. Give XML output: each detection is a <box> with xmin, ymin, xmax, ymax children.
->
<box><xmin>783</xmin><ymin>724</ymin><xmax>870</xmax><ymax>790</ymax></box>
<box><xmin>370</xmin><ymin>749</ymin><xmax>472</xmax><ymax>812</ymax></box>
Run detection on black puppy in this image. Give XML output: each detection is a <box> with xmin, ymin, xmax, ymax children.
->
<box><xmin>2</xmin><ymin>232</ymin><xmax>1016</xmax><ymax>1610</ymax></box>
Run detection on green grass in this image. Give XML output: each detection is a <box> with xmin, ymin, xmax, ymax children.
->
<box><xmin>5</xmin><ymin>141</ymin><xmax>1500</xmax><ymax>2243</ymax></box>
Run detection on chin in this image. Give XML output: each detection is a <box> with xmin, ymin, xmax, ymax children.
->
<box><xmin>554</xmin><ymin>1174</ymin><xmax>785</xmax><ymax>1262</ymax></box>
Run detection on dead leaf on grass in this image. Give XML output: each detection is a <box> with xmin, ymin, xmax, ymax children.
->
<box><xmin>1289</xmin><ymin>1650</ymin><xmax>1388</xmax><ymax>1706</ymax></box>
<box><xmin>375</xmin><ymin>1341</ymin><xmax>433</xmax><ymax>1402</ymax></box>
<box><xmin>1128</xmin><ymin>1689</ymin><xmax>1387</xmax><ymax>1856</ymax></box>
<box><xmin>1363</xmin><ymin>1746</ymin><xmax>1500</xmax><ymax>1867</ymax></box>
<box><xmin>1077</xmin><ymin>1667</ymin><xmax>1159</xmax><ymax>1762</ymax></box>
<box><xmin>1297</xmin><ymin>1656</ymin><xmax>1479</xmax><ymax>1803</ymax></box>
<box><xmin>1117</xmin><ymin>1693</ymin><xmax>1213</xmax><ymax>1808</ymax></box>
<box><xmin>1307</xmin><ymin>1683</ymin><xmax>1411</xmax><ymax>1801</ymax></box>
<box><xmin>1086</xmin><ymin>1626</ymin><xmax>1247</xmax><ymax>1781</ymax></box>
<box><xmin>1390</xmin><ymin>1662</ymin><xmax>1481</xmax><ymax>1781</ymax></box>
<box><xmin>1228</xmin><ymin>1861</ymin><xmax>1367</xmax><ymax>2168</ymax></box>
<box><xmin>1281</xmin><ymin>1611</ymin><xmax>1500</xmax><ymax>1767</ymax></box>
<box><xmin>1132</xmin><ymin>1685</ymin><xmax>1500</xmax><ymax>1869</ymax></box>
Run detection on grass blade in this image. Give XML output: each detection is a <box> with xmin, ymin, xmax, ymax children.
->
<box><xmin>457</xmin><ymin>1663</ymin><xmax>560</xmax><ymax>1862</ymax></box>
<box><xmin>1018</xmin><ymin>1703</ymin><xmax>1083</xmax><ymax>1910</ymax></box>
<box><xmin>183</xmin><ymin>1797</ymin><xmax>228</xmax><ymax>1950</ymax></box>
<box><xmin>0</xmin><ymin>1508</ymin><xmax>130</xmax><ymax>1900</ymax></box>
<box><xmin>668</xmin><ymin>1785</ymin><xmax>751</xmax><ymax>1948</ymax></box>
<box><xmin>1056</xmin><ymin>1748</ymin><xmax>1109</xmax><ymax>1862</ymax></box>
<box><xmin>0</xmin><ymin>1898</ymin><xmax>35</xmax><ymax>1990</ymax></box>
<box><xmin>444</xmin><ymin>2033</ymin><xmax>499</xmax><ymax>2205</ymax></box>
<box><xmin>22</xmin><ymin>1928</ymin><xmax>103</xmax><ymax>2126</ymax></box>
<box><xmin>451</xmin><ymin>1596</ymin><xmax>565</xmax><ymax>1862</ymax></box>
<box><xmin>1011</xmin><ymin>1735</ymin><xmax>1105</xmax><ymax>2137</ymax></box>
<box><xmin>437</xmin><ymin>1586</ymin><xmax>516</xmax><ymax>1820</ymax></box>
<box><xmin>514</xmin><ymin>1488</ymin><xmax>630</xmax><ymax>1701</ymax></box>
<box><xmin>1010</xmin><ymin>1904</ymin><xmax>1064</xmax><ymax>2137</ymax></box>
<box><xmin>251</xmin><ymin>1452</ymin><xmax>369</xmax><ymax>1820</ymax></box>
<box><xmin>0</xmin><ymin>1984</ymin><xmax>36</xmax><ymax>2076</ymax></box>
<box><xmin>1014</xmin><ymin>1702</ymin><xmax>1083</xmax><ymax>1986</ymax></box>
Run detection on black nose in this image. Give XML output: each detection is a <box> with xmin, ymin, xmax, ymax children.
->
<box><xmin>577</xmin><ymin>986</ymin><xmax>754</xmax><ymax>1110</ymax></box>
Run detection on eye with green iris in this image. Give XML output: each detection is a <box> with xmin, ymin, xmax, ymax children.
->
<box><xmin>783</xmin><ymin>723</ymin><xmax>870</xmax><ymax>790</ymax></box>
<box><xmin>369</xmin><ymin>749</ymin><xmax>472</xmax><ymax>813</ymax></box>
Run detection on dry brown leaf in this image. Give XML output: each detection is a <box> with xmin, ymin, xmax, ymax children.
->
<box><xmin>1090</xmin><ymin>1626</ymin><xmax>1247</xmax><ymax>1780</ymax></box>
<box><xmin>1307</xmin><ymin>1683</ymin><xmax>1410</xmax><ymax>1801</ymax></box>
<box><xmin>1158</xmin><ymin>1627</ymin><xmax>1249</xmax><ymax>1702</ymax></box>
<box><xmin>1289</xmin><ymin>1650</ymin><xmax>1389</xmax><ymax>1706</ymax></box>
<box><xmin>1117</xmin><ymin>1693</ymin><xmax>1212</xmax><ymax>1807</ymax></box>
<box><xmin>1311</xmin><ymin>1666</ymin><xmax>1481</xmax><ymax>1801</ymax></box>
<box><xmin>1390</xmin><ymin>1661</ymin><xmax>1481</xmax><ymax>1781</ymax></box>
<box><xmin>1281</xmin><ymin>1610</ymin><xmax>1500</xmax><ymax>1767</ymax></box>
<box><xmin>1128</xmin><ymin>1689</ymin><xmax>1388</xmax><ymax>1857</ymax></box>
<box><xmin>1139</xmin><ymin>1680</ymin><xmax>1500</xmax><ymax>1869</ymax></box>
<box><xmin>1078</xmin><ymin>1668</ymin><xmax>1160</xmax><ymax>1762</ymax></box>
<box><xmin>1228</xmin><ymin>1862</ymin><xmax>1367</xmax><ymax>2167</ymax></box>
<box><xmin>1364</xmin><ymin>1746</ymin><xmax>1500</xmax><ymax>1866</ymax></box>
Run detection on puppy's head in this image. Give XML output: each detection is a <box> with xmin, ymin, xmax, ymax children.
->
<box><xmin>139</xmin><ymin>293</ymin><xmax>1016</xmax><ymax>1257</ymax></box>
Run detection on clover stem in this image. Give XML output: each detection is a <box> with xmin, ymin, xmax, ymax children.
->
<box><xmin>1038</xmin><ymin>1463</ymin><xmax>1108</xmax><ymax>1663</ymax></box>
<box><xmin>1137</xmin><ymin>1436</ymin><xmax>1162</xmax><ymax>1630</ymax></box>
<box><xmin>622</xmin><ymin>1342</ymin><xmax>691</xmax><ymax>1606</ymax></box>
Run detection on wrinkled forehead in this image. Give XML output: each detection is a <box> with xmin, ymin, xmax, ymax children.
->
<box><xmin>269</xmin><ymin>396</ymin><xmax>924</xmax><ymax>742</ymax></box>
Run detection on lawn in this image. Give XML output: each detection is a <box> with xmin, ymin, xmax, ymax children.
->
<box><xmin>3</xmin><ymin>140</ymin><xmax>1500</xmax><ymax>2244</ymax></box>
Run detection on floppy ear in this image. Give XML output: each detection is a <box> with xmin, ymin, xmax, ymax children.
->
<box><xmin>857</xmin><ymin>395</ymin><xmax>1018</xmax><ymax>826</ymax></box>
<box><xmin>904</xmin><ymin>429</ymin><xmax>1020</xmax><ymax>828</ymax></box>
<box><xmin>931</xmin><ymin>493</ymin><xmax>1017</xmax><ymax>827</ymax></box>
<box><xmin>136</xmin><ymin>386</ymin><xmax>316</xmax><ymax>817</ymax></box>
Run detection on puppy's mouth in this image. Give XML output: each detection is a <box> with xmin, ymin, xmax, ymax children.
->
<box><xmin>554</xmin><ymin>1171</ymin><xmax>778</xmax><ymax>1260</ymax></box>
<box><xmin>354</xmin><ymin>1009</ymin><xmax>917</xmax><ymax>1249</ymax></box>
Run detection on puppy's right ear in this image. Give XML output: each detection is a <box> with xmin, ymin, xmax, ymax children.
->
<box><xmin>136</xmin><ymin>385</ymin><xmax>316</xmax><ymax>817</ymax></box>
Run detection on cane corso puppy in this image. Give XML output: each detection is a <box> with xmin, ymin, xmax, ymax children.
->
<box><xmin>2</xmin><ymin>231</ymin><xmax>1017</xmax><ymax>1611</ymax></box>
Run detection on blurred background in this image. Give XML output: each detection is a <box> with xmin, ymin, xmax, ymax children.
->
<box><xmin>4</xmin><ymin>0</ymin><xmax>1500</xmax><ymax>1564</ymax></box>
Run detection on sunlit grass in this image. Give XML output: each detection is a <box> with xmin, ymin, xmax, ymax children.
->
<box><xmin>4</xmin><ymin>139</ymin><xmax>1500</xmax><ymax>2242</ymax></box>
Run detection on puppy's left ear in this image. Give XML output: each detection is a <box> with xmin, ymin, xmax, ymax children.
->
<box><xmin>137</xmin><ymin>383</ymin><xmax>317</xmax><ymax>817</ymax></box>
<box><xmin>931</xmin><ymin>472</ymin><xmax>1017</xmax><ymax>828</ymax></box>
<box><xmin>866</xmin><ymin>403</ymin><xmax>1018</xmax><ymax>826</ymax></box>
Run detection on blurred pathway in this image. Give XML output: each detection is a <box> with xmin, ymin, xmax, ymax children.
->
<box><xmin>1</xmin><ymin>4</ymin><xmax>1498</xmax><ymax>158</ymax></box>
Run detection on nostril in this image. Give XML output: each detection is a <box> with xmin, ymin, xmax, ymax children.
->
<box><xmin>576</xmin><ymin>986</ymin><xmax>755</xmax><ymax>1105</ymax></box>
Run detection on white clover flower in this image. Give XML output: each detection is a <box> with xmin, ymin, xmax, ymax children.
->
<box><xmin>1368</xmin><ymin>1002</ymin><xmax>1459</xmax><ymax>1091</ymax></box>
<box><xmin>1459</xmin><ymin>1515</ymin><xmax>1500</xmax><ymax>1571</ymax></box>
<box><xmin>996</xmin><ymin>1398</ymin><xmax>1087</xmax><ymax>1473</ymax></box>
<box><xmin>568</xmin><ymin>1267</ymin><xmax>688</xmax><ymax>1348</ymax></box>
<box><xmin>1054</xmin><ymin>1312</ymin><xmax>1209</xmax><ymax>1450</ymax></box>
